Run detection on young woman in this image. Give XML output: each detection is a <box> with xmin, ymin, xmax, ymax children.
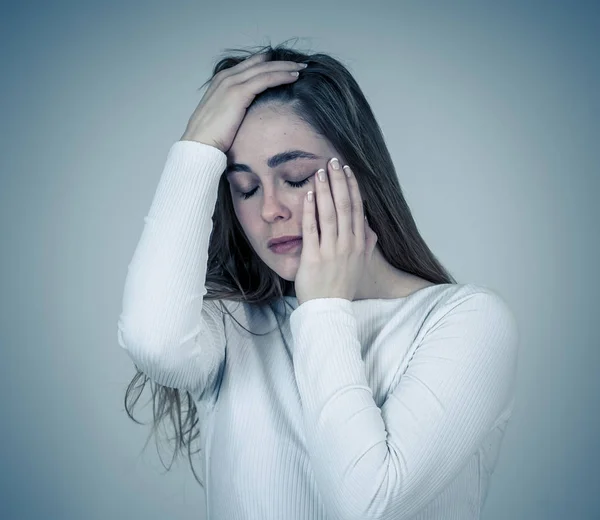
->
<box><xmin>118</xmin><ymin>42</ymin><xmax>519</xmax><ymax>520</ymax></box>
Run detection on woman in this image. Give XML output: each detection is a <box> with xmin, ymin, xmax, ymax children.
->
<box><xmin>118</xmin><ymin>41</ymin><xmax>519</xmax><ymax>520</ymax></box>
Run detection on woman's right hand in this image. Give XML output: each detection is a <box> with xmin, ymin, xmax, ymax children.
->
<box><xmin>180</xmin><ymin>52</ymin><xmax>306</xmax><ymax>154</ymax></box>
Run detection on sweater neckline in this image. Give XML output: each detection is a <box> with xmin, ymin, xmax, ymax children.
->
<box><xmin>283</xmin><ymin>283</ymin><xmax>451</xmax><ymax>305</ymax></box>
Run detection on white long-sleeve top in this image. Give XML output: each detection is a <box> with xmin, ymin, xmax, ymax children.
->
<box><xmin>117</xmin><ymin>140</ymin><xmax>519</xmax><ymax>520</ymax></box>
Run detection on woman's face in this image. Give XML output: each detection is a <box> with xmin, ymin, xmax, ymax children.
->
<box><xmin>226</xmin><ymin>103</ymin><xmax>346</xmax><ymax>281</ymax></box>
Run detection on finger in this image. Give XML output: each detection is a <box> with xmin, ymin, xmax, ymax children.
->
<box><xmin>203</xmin><ymin>52</ymin><xmax>267</xmax><ymax>97</ymax></box>
<box><xmin>342</xmin><ymin>164</ymin><xmax>365</xmax><ymax>249</ymax></box>
<box><xmin>228</xmin><ymin>58</ymin><xmax>304</xmax><ymax>87</ymax></box>
<box><xmin>315</xmin><ymin>165</ymin><xmax>337</xmax><ymax>254</ymax></box>
<box><xmin>209</xmin><ymin>53</ymin><xmax>300</xmax><ymax>96</ymax></box>
<box><xmin>328</xmin><ymin>158</ymin><xmax>353</xmax><ymax>251</ymax></box>
<box><xmin>302</xmin><ymin>189</ymin><xmax>319</xmax><ymax>256</ymax></box>
<box><xmin>232</xmin><ymin>50</ymin><xmax>270</xmax><ymax>72</ymax></box>
<box><xmin>217</xmin><ymin>51</ymin><xmax>269</xmax><ymax>83</ymax></box>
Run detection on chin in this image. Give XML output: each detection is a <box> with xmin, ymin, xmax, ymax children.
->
<box><xmin>275</xmin><ymin>268</ymin><xmax>298</xmax><ymax>282</ymax></box>
<box><xmin>269</xmin><ymin>261</ymin><xmax>299</xmax><ymax>282</ymax></box>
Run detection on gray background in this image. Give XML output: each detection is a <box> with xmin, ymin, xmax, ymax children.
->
<box><xmin>1</xmin><ymin>1</ymin><xmax>598</xmax><ymax>519</ymax></box>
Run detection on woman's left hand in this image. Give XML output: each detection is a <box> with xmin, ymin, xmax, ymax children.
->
<box><xmin>294</xmin><ymin>158</ymin><xmax>378</xmax><ymax>306</ymax></box>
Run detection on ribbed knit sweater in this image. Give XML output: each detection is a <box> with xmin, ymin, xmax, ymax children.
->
<box><xmin>117</xmin><ymin>140</ymin><xmax>519</xmax><ymax>520</ymax></box>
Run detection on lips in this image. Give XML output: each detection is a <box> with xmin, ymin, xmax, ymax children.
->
<box><xmin>269</xmin><ymin>238</ymin><xmax>303</xmax><ymax>254</ymax></box>
<box><xmin>268</xmin><ymin>236</ymin><xmax>302</xmax><ymax>248</ymax></box>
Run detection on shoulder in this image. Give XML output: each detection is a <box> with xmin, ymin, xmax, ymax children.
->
<box><xmin>424</xmin><ymin>283</ymin><xmax>520</xmax><ymax>355</ymax></box>
<box><xmin>439</xmin><ymin>283</ymin><xmax>517</xmax><ymax>322</ymax></box>
<box><xmin>402</xmin><ymin>282</ymin><xmax>519</xmax><ymax>349</ymax></box>
<box><xmin>405</xmin><ymin>282</ymin><xmax>517</xmax><ymax>320</ymax></box>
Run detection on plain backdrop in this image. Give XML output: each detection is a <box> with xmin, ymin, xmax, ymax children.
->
<box><xmin>1</xmin><ymin>1</ymin><xmax>598</xmax><ymax>519</ymax></box>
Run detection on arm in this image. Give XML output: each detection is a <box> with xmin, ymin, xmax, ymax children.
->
<box><xmin>117</xmin><ymin>140</ymin><xmax>228</xmax><ymax>402</ymax></box>
<box><xmin>289</xmin><ymin>290</ymin><xmax>519</xmax><ymax>520</ymax></box>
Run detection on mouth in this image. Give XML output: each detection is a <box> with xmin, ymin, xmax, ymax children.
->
<box><xmin>268</xmin><ymin>235</ymin><xmax>303</xmax><ymax>248</ymax></box>
<box><xmin>269</xmin><ymin>238</ymin><xmax>303</xmax><ymax>253</ymax></box>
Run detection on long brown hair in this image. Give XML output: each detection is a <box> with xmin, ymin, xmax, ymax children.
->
<box><xmin>124</xmin><ymin>38</ymin><xmax>457</xmax><ymax>488</ymax></box>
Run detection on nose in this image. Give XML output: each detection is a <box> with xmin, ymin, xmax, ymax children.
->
<box><xmin>260</xmin><ymin>189</ymin><xmax>293</xmax><ymax>222</ymax></box>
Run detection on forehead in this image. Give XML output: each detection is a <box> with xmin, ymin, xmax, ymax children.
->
<box><xmin>227</xmin><ymin>104</ymin><xmax>328</xmax><ymax>165</ymax></box>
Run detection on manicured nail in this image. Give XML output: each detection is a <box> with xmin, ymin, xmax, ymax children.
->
<box><xmin>317</xmin><ymin>168</ymin><xmax>326</xmax><ymax>182</ymax></box>
<box><xmin>330</xmin><ymin>158</ymin><xmax>340</xmax><ymax>170</ymax></box>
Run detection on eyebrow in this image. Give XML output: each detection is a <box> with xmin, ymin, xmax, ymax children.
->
<box><xmin>226</xmin><ymin>149</ymin><xmax>322</xmax><ymax>176</ymax></box>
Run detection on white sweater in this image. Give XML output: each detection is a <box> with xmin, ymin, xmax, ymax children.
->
<box><xmin>117</xmin><ymin>140</ymin><xmax>519</xmax><ymax>520</ymax></box>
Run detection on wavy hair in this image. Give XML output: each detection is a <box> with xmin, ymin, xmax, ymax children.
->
<box><xmin>123</xmin><ymin>38</ymin><xmax>457</xmax><ymax>488</ymax></box>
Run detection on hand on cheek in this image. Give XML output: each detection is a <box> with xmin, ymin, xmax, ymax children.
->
<box><xmin>294</xmin><ymin>158</ymin><xmax>377</xmax><ymax>306</ymax></box>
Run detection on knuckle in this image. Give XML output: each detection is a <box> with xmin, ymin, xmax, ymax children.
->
<box><xmin>220</xmin><ymin>74</ymin><xmax>235</xmax><ymax>88</ymax></box>
<box><xmin>307</xmin><ymin>221</ymin><xmax>319</xmax><ymax>234</ymax></box>
<box><xmin>213</xmin><ymin>69</ymin><xmax>229</xmax><ymax>84</ymax></box>
<box><xmin>324</xmin><ymin>213</ymin><xmax>337</xmax><ymax>224</ymax></box>
<box><xmin>228</xmin><ymin>83</ymin><xmax>243</xmax><ymax>97</ymax></box>
<box><xmin>337</xmin><ymin>198</ymin><xmax>353</xmax><ymax>213</ymax></box>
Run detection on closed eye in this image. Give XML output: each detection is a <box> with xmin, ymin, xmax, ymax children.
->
<box><xmin>237</xmin><ymin>177</ymin><xmax>312</xmax><ymax>200</ymax></box>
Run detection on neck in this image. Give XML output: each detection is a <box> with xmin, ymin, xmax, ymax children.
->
<box><xmin>354</xmin><ymin>245</ymin><xmax>407</xmax><ymax>300</ymax></box>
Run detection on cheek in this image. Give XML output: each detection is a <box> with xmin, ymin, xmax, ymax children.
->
<box><xmin>233</xmin><ymin>204</ymin><xmax>261</xmax><ymax>240</ymax></box>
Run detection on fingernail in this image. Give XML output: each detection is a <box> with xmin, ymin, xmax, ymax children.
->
<box><xmin>317</xmin><ymin>168</ymin><xmax>326</xmax><ymax>182</ymax></box>
<box><xmin>330</xmin><ymin>158</ymin><xmax>340</xmax><ymax>170</ymax></box>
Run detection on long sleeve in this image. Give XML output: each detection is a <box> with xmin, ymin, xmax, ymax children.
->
<box><xmin>289</xmin><ymin>290</ymin><xmax>519</xmax><ymax>520</ymax></box>
<box><xmin>117</xmin><ymin>140</ymin><xmax>229</xmax><ymax>401</ymax></box>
